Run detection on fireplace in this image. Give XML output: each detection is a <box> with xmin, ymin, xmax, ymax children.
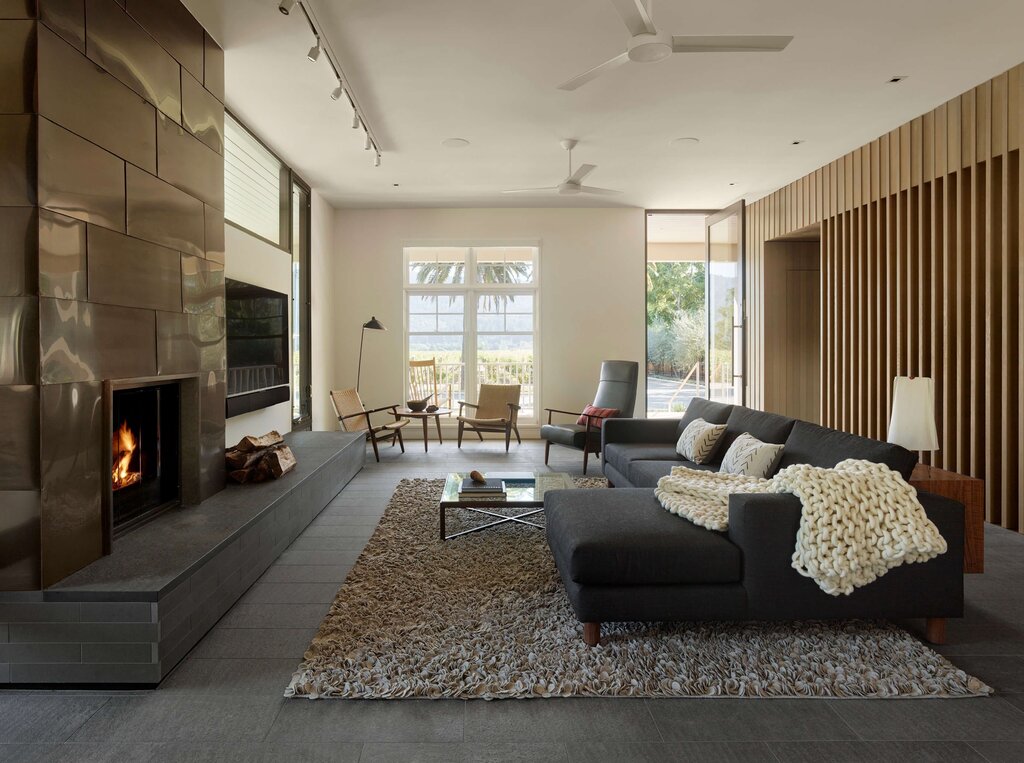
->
<box><xmin>108</xmin><ymin>382</ymin><xmax>181</xmax><ymax>537</ymax></box>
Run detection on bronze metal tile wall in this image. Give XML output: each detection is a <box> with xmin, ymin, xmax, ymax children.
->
<box><xmin>0</xmin><ymin>1</ymin><xmax>226</xmax><ymax>590</ymax></box>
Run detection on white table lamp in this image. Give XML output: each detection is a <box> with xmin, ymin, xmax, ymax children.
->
<box><xmin>887</xmin><ymin>376</ymin><xmax>939</xmax><ymax>451</ymax></box>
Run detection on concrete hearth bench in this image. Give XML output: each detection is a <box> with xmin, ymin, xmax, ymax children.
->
<box><xmin>544</xmin><ymin>399</ymin><xmax>965</xmax><ymax>647</ymax></box>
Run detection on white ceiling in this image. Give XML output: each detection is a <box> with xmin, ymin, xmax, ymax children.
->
<box><xmin>184</xmin><ymin>0</ymin><xmax>1024</xmax><ymax>211</ymax></box>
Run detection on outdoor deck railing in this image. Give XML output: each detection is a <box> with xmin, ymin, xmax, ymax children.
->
<box><xmin>412</xmin><ymin>361</ymin><xmax>535</xmax><ymax>416</ymax></box>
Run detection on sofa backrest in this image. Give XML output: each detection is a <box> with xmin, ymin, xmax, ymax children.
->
<box><xmin>776</xmin><ymin>420</ymin><xmax>918</xmax><ymax>479</ymax></box>
<box><xmin>676</xmin><ymin>398</ymin><xmax>734</xmax><ymax>438</ymax></box>
<box><xmin>719</xmin><ymin>406</ymin><xmax>797</xmax><ymax>457</ymax></box>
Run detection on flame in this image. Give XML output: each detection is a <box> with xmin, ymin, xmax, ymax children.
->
<box><xmin>112</xmin><ymin>420</ymin><xmax>141</xmax><ymax>490</ymax></box>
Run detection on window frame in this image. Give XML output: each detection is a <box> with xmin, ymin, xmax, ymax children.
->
<box><xmin>403</xmin><ymin>243</ymin><xmax>541</xmax><ymax>424</ymax></box>
<box><xmin>290</xmin><ymin>176</ymin><xmax>312</xmax><ymax>430</ymax></box>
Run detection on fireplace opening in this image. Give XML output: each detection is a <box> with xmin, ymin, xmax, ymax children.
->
<box><xmin>110</xmin><ymin>383</ymin><xmax>181</xmax><ymax>535</ymax></box>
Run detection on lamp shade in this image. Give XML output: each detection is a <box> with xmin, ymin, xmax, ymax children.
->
<box><xmin>362</xmin><ymin>316</ymin><xmax>386</xmax><ymax>331</ymax></box>
<box><xmin>887</xmin><ymin>376</ymin><xmax>939</xmax><ymax>451</ymax></box>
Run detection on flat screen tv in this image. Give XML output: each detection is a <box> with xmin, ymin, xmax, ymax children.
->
<box><xmin>225</xmin><ymin>278</ymin><xmax>290</xmax><ymax>418</ymax></box>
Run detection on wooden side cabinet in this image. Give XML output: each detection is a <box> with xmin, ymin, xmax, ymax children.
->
<box><xmin>910</xmin><ymin>464</ymin><xmax>984</xmax><ymax>573</ymax></box>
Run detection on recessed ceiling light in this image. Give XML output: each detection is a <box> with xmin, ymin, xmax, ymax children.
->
<box><xmin>729</xmin><ymin>182</ymin><xmax>736</xmax><ymax>186</ymax></box>
<box><xmin>670</xmin><ymin>137</ymin><xmax>700</xmax><ymax>147</ymax></box>
<box><xmin>441</xmin><ymin>138</ymin><xmax>471</xmax><ymax>149</ymax></box>
<box><xmin>792</xmin><ymin>140</ymin><xmax>804</xmax><ymax>145</ymax></box>
<box><xmin>393</xmin><ymin>183</ymin><xmax>399</xmax><ymax>187</ymax></box>
<box><xmin>889</xmin><ymin>75</ymin><xmax>907</xmax><ymax>84</ymax></box>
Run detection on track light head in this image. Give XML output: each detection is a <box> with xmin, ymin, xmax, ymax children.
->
<box><xmin>374</xmin><ymin>152</ymin><xmax>381</xmax><ymax>168</ymax></box>
<box><xmin>352</xmin><ymin>113</ymin><xmax>360</xmax><ymax>129</ymax></box>
<box><xmin>331</xmin><ymin>81</ymin><xmax>344</xmax><ymax>101</ymax></box>
<box><xmin>364</xmin><ymin>132</ymin><xmax>372</xmax><ymax>150</ymax></box>
<box><xmin>307</xmin><ymin>38</ymin><xmax>321</xmax><ymax>63</ymax></box>
<box><xmin>278</xmin><ymin>0</ymin><xmax>296</xmax><ymax>15</ymax></box>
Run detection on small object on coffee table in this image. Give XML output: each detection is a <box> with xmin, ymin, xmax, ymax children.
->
<box><xmin>425</xmin><ymin>404</ymin><xmax>439</xmax><ymax>413</ymax></box>
<box><xmin>469</xmin><ymin>470</ymin><xmax>486</xmax><ymax>484</ymax></box>
<box><xmin>225</xmin><ymin>430</ymin><xmax>297</xmax><ymax>484</ymax></box>
<box><xmin>406</xmin><ymin>394</ymin><xmax>433</xmax><ymax>412</ymax></box>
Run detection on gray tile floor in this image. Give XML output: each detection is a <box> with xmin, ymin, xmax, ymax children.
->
<box><xmin>2</xmin><ymin>440</ymin><xmax>1024</xmax><ymax>762</ymax></box>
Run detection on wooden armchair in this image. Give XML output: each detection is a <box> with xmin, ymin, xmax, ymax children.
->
<box><xmin>457</xmin><ymin>384</ymin><xmax>522</xmax><ymax>452</ymax></box>
<box><xmin>330</xmin><ymin>387</ymin><xmax>408</xmax><ymax>462</ymax></box>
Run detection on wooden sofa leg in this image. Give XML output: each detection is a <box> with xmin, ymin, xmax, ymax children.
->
<box><xmin>925</xmin><ymin>617</ymin><xmax>946</xmax><ymax>645</ymax></box>
<box><xmin>583</xmin><ymin>622</ymin><xmax>601</xmax><ymax>647</ymax></box>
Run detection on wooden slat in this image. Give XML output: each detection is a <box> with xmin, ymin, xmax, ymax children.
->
<box><xmin>993</xmin><ymin>72</ymin><xmax>1008</xmax><ymax>157</ymax></box>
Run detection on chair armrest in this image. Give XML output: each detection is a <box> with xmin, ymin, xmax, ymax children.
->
<box><xmin>362</xmin><ymin>404</ymin><xmax>401</xmax><ymax>416</ymax></box>
<box><xmin>601</xmin><ymin>417</ymin><xmax>679</xmax><ymax>452</ymax></box>
<box><xmin>545</xmin><ymin>407</ymin><xmax>583</xmax><ymax>424</ymax></box>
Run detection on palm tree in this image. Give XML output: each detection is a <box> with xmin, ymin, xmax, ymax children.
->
<box><xmin>412</xmin><ymin>261</ymin><xmax>532</xmax><ymax>309</ymax></box>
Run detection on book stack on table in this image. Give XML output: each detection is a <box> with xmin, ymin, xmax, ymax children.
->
<box><xmin>458</xmin><ymin>478</ymin><xmax>506</xmax><ymax>501</ymax></box>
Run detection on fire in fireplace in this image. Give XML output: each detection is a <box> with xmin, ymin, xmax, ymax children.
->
<box><xmin>109</xmin><ymin>383</ymin><xmax>181</xmax><ymax>535</ymax></box>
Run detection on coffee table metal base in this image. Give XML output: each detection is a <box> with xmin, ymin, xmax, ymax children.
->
<box><xmin>439</xmin><ymin>505</ymin><xmax>544</xmax><ymax>541</ymax></box>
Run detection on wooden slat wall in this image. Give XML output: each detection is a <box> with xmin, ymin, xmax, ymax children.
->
<box><xmin>746</xmin><ymin>62</ymin><xmax>1024</xmax><ymax>529</ymax></box>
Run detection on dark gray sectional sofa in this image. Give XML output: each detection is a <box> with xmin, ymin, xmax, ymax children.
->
<box><xmin>545</xmin><ymin>398</ymin><xmax>965</xmax><ymax>647</ymax></box>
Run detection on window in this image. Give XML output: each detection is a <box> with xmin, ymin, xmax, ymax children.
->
<box><xmin>291</xmin><ymin>180</ymin><xmax>311</xmax><ymax>429</ymax></box>
<box><xmin>224</xmin><ymin>112</ymin><xmax>290</xmax><ymax>246</ymax></box>
<box><xmin>404</xmin><ymin>246</ymin><xmax>539</xmax><ymax>422</ymax></box>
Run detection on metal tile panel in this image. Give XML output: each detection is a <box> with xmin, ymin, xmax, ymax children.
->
<box><xmin>198</xmin><ymin>369</ymin><xmax>226</xmax><ymax>502</ymax></box>
<box><xmin>181</xmin><ymin>70</ymin><xmax>223</xmax><ymax>154</ymax></box>
<box><xmin>181</xmin><ymin>255</ymin><xmax>224</xmax><ymax>316</ymax></box>
<box><xmin>0</xmin><ymin>1</ymin><xmax>36</xmax><ymax>19</ymax></box>
<box><xmin>40</xmin><ymin>381</ymin><xmax>104</xmax><ymax>588</ymax></box>
<box><xmin>0</xmin><ymin>385</ymin><xmax>40</xmax><ymax>490</ymax></box>
<box><xmin>156</xmin><ymin>114</ymin><xmax>224</xmax><ymax>209</ymax></box>
<box><xmin>125</xmin><ymin>0</ymin><xmax>203</xmax><ymax>79</ymax></box>
<box><xmin>40</xmin><ymin>298</ymin><xmax>157</xmax><ymax>383</ymax></box>
<box><xmin>203</xmin><ymin>32</ymin><xmax>224</xmax><ymax>103</ymax></box>
<box><xmin>38</xmin><ymin>117</ymin><xmax>125</xmax><ymax>231</ymax></box>
<box><xmin>40</xmin><ymin>0</ymin><xmax>84</xmax><ymax>51</ymax></box>
<box><xmin>87</xmin><ymin>225</ymin><xmax>182</xmax><ymax>312</ymax></box>
<box><xmin>38</xmin><ymin>208</ymin><xmax>86</xmax><ymax>300</ymax></box>
<box><xmin>85</xmin><ymin>0</ymin><xmax>181</xmax><ymax>122</ymax></box>
<box><xmin>0</xmin><ymin>490</ymin><xmax>41</xmax><ymax>591</ymax></box>
<box><xmin>197</xmin><ymin>314</ymin><xmax>225</xmax><ymax>371</ymax></box>
<box><xmin>204</xmin><ymin>204</ymin><xmax>224</xmax><ymax>263</ymax></box>
<box><xmin>156</xmin><ymin>311</ymin><xmax>198</xmax><ymax>375</ymax></box>
<box><xmin>38</xmin><ymin>24</ymin><xmax>157</xmax><ymax>173</ymax></box>
<box><xmin>125</xmin><ymin>164</ymin><xmax>203</xmax><ymax>258</ymax></box>
<box><xmin>0</xmin><ymin>207</ymin><xmax>37</xmax><ymax>296</ymax></box>
<box><xmin>0</xmin><ymin>20</ymin><xmax>35</xmax><ymax>113</ymax></box>
<box><xmin>0</xmin><ymin>115</ymin><xmax>35</xmax><ymax>205</ymax></box>
<box><xmin>0</xmin><ymin>296</ymin><xmax>39</xmax><ymax>385</ymax></box>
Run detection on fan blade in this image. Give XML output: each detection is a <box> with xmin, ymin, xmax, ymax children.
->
<box><xmin>579</xmin><ymin>185</ymin><xmax>622</xmax><ymax>196</ymax></box>
<box><xmin>557</xmin><ymin>52</ymin><xmax>630</xmax><ymax>91</ymax></box>
<box><xmin>501</xmin><ymin>187</ymin><xmax>560</xmax><ymax>194</ymax></box>
<box><xmin>671</xmin><ymin>35</ymin><xmax>793</xmax><ymax>53</ymax></box>
<box><xmin>608</xmin><ymin>0</ymin><xmax>657</xmax><ymax>36</ymax></box>
<box><xmin>568</xmin><ymin>163</ymin><xmax>597</xmax><ymax>184</ymax></box>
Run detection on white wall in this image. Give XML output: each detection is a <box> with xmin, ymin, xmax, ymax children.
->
<box><xmin>223</xmin><ymin>223</ymin><xmax>293</xmax><ymax>446</ymax></box>
<box><xmin>329</xmin><ymin>207</ymin><xmax>647</xmax><ymax>435</ymax></box>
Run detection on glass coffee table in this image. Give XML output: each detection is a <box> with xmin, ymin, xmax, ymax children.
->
<box><xmin>438</xmin><ymin>471</ymin><xmax>574</xmax><ymax>541</ymax></box>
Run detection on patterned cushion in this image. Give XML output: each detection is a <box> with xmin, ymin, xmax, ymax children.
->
<box><xmin>577</xmin><ymin>404</ymin><xmax>619</xmax><ymax>429</ymax></box>
<box><xmin>675</xmin><ymin>418</ymin><xmax>727</xmax><ymax>464</ymax></box>
<box><xmin>719</xmin><ymin>433</ymin><xmax>785</xmax><ymax>478</ymax></box>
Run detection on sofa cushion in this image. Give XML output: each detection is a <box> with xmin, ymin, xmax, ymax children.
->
<box><xmin>603</xmin><ymin>443</ymin><xmax>681</xmax><ymax>477</ymax></box>
<box><xmin>628</xmin><ymin>459</ymin><xmax>716</xmax><ymax>488</ymax></box>
<box><xmin>677</xmin><ymin>398</ymin><xmax>734</xmax><ymax>437</ymax></box>
<box><xmin>719</xmin><ymin>433</ymin><xmax>785</xmax><ymax>478</ymax></box>
<box><xmin>545</xmin><ymin>488</ymin><xmax>742</xmax><ymax>585</ymax></box>
<box><xmin>577</xmin><ymin>404</ymin><xmax>619</xmax><ymax>429</ymax></box>
<box><xmin>675</xmin><ymin>418</ymin><xmax>727</xmax><ymax>463</ymax></box>
<box><xmin>540</xmin><ymin>423</ymin><xmax>598</xmax><ymax>449</ymax></box>
<box><xmin>777</xmin><ymin>420</ymin><xmax>918</xmax><ymax>480</ymax></box>
<box><xmin>719</xmin><ymin>406</ymin><xmax>796</xmax><ymax>457</ymax></box>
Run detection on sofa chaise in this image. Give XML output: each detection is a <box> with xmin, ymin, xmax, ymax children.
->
<box><xmin>544</xmin><ymin>398</ymin><xmax>964</xmax><ymax>647</ymax></box>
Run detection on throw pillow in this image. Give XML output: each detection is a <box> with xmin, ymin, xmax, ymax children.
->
<box><xmin>577</xmin><ymin>404</ymin><xmax>619</xmax><ymax>429</ymax></box>
<box><xmin>719</xmin><ymin>433</ymin><xmax>785</xmax><ymax>478</ymax></box>
<box><xmin>675</xmin><ymin>417</ymin><xmax>727</xmax><ymax>464</ymax></box>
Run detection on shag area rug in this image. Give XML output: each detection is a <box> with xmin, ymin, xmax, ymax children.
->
<box><xmin>286</xmin><ymin>478</ymin><xmax>991</xmax><ymax>700</ymax></box>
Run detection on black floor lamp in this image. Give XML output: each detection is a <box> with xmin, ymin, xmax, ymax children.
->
<box><xmin>357</xmin><ymin>316</ymin><xmax>386</xmax><ymax>391</ymax></box>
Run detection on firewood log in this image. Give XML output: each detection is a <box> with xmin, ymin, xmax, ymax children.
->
<box><xmin>225</xmin><ymin>449</ymin><xmax>264</xmax><ymax>470</ymax></box>
<box><xmin>232</xmin><ymin>430</ymin><xmax>284</xmax><ymax>453</ymax></box>
<box><xmin>265</xmin><ymin>445</ymin><xmax>297</xmax><ymax>478</ymax></box>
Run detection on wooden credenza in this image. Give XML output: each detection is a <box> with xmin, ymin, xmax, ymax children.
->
<box><xmin>910</xmin><ymin>464</ymin><xmax>984</xmax><ymax>574</ymax></box>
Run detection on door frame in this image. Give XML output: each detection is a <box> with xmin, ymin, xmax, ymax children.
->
<box><xmin>704</xmin><ymin>200</ymin><xmax>746</xmax><ymax>406</ymax></box>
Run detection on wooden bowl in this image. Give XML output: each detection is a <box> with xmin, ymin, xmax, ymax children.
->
<box><xmin>406</xmin><ymin>399</ymin><xmax>429</xmax><ymax>412</ymax></box>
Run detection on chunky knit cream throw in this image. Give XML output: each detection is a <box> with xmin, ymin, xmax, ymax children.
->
<box><xmin>655</xmin><ymin>459</ymin><xmax>948</xmax><ymax>596</ymax></box>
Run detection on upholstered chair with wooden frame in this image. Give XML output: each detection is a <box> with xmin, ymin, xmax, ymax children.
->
<box><xmin>540</xmin><ymin>360</ymin><xmax>639</xmax><ymax>474</ymax></box>
<box><xmin>457</xmin><ymin>384</ymin><xmax>522</xmax><ymax>451</ymax></box>
<box><xmin>330</xmin><ymin>388</ymin><xmax>408</xmax><ymax>462</ymax></box>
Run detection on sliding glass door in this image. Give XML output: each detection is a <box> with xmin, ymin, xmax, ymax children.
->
<box><xmin>705</xmin><ymin>201</ymin><xmax>745</xmax><ymax>405</ymax></box>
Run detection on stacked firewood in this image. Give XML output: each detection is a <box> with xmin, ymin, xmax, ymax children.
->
<box><xmin>225</xmin><ymin>431</ymin><xmax>297</xmax><ymax>484</ymax></box>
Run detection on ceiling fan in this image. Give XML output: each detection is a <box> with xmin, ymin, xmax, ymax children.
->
<box><xmin>557</xmin><ymin>0</ymin><xmax>793</xmax><ymax>91</ymax></box>
<box><xmin>502</xmin><ymin>140</ymin><xmax>622</xmax><ymax>197</ymax></box>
